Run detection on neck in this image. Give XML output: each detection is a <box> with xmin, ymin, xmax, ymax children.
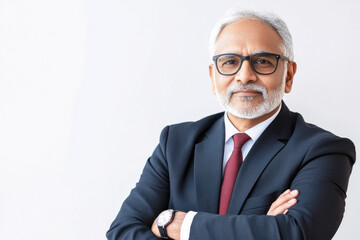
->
<box><xmin>227</xmin><ymin>105</ymin><xmax>280</xmax><ymax>132</ymax></box>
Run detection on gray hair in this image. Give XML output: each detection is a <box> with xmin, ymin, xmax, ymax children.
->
<box><xmin>209</xmin><ymin>9</ymin><xmax>294</xmax><ymax>61</ymax></box>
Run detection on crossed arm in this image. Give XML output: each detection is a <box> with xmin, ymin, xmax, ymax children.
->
<box><xmin>106</xmin><ymin>126</ymin><xmax>355</xmax><ymax>240</ymax></box>
<box><xmin>151</xmin><ymin>189</ymin><xmax>299</xmax><ymax>239</ymax></box>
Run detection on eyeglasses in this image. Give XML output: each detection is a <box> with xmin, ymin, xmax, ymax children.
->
<box><xmin>212</xmin><ymin>52</ymin><xmax>290</xmax><ymax>76</ymax></box>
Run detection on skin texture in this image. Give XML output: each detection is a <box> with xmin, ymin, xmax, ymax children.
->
<box><xmin>151</xmin><ymin>19</ymin><xmax>298</xmax><ymax>239</ymax></box>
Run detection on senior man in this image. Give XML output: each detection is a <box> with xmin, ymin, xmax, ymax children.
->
<box><xmin>107</xmin><ymin>9</ymin><xmax>355</xmax><ymax>240</ymax></box>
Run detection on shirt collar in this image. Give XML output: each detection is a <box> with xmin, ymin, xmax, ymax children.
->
<box><xmin>224</xmin><ymin>105</ymin><xmax>282</xmax><ymax>143</ymax></box>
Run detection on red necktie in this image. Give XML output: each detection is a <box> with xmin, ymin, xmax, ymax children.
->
<box><xmin>219</xmin><ymin>133</ymin><xmax>250</xmax><ymax>215</ymax></box>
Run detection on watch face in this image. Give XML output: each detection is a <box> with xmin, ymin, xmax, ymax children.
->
<box><xmin>156</xmin><ymin>209</ymin><xmax>174</xmax><ymax>227</ymax></box>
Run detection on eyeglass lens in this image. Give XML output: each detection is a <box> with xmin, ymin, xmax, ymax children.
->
<box><xmin>216</xmin><ymin>53</ymin><xmax>278</xmax><ymax>75</ymax></box>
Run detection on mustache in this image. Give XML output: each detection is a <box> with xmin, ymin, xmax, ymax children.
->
<box><xmin>226</xmin><ymin>83</ymin><xmax>267</xmax><ymax>98</ymax></box>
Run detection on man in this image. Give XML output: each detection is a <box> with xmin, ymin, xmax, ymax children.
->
<box><xmin>107</xmin><ymin>9</ymin><xmax>355</xmax><ymax>240</ymax></box>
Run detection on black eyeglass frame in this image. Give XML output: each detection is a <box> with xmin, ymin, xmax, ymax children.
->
<box><xmin>212</xmin><ymin>52</ymin><xmax>290</xmax><ymax>76</ymax></box>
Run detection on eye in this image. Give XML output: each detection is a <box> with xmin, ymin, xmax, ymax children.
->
<box><xmin>254</xmin><ymin>58</ymin><xmax>271</xmax><ymax>65</ymax></box>
<box><xmin>218</xmin><ymin>56</ymin><xmax>239</xmax><ymax>66</ymax></box>
<box><xmin>252</xmin><ymin>54</ymin><xmax>278</xmax><ymax>69</ymax></box>
<box><xmin>223</xmin><ymin>59</ymin><xmax>238</xmax><ymax>65</ymax></box>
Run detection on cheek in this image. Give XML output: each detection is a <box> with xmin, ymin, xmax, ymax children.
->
<box><xmin>213</xmin><ymin>75</ymin><xmax>233</xmax><ymax>92</ymax></box>
<box><xmin>260</xmin><ymin>75</ymin><xmax>284</xmax><ymax>92</ymax></box>
<box><xmin>214</xmin><ymin>81</ymin><xmax>230</xmax><ymax>95</ymax></box>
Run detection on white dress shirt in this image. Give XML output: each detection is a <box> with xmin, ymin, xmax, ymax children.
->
<box><xmin>180</xmin><ymin>106</ymin><xmax>281</xmax><ymax>240</ymax></box>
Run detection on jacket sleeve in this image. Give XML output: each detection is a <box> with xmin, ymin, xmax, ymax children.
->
<box><xmin>189</xmin><ymin>137</ymin><xmax>355</xmax><ymax>240</ymax></box>
<box><xmin>106</xmin><ymin>126</ymin><xmax>171</xmax><ymax>240</ymax></box>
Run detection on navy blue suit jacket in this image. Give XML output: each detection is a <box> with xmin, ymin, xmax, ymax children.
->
<box><xmin>107</xmin><ymin>103</ymin><xmax>355</xmax><ymax>239</ymax></box>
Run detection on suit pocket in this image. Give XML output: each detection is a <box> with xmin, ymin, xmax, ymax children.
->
<box><xmin>241</xmin><ymin>189</ymin><xmax>285</xmax><ymax>215</ymax></box>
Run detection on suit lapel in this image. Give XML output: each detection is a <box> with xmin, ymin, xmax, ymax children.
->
<box><xmin>194</xmin><ymin>116</ymin><xmax>225</xmax><ymax>213</ymax></box>
<box><xmin>227</xmin><ymin>103</ymin><xmax>293</xmax><ymax>214</ymax></box>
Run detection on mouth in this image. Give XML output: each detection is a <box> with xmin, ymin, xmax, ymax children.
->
<box><xmin>232</xmin><ymin>89</ymin><xmax>262</xmax><ymax>97</ymax></box>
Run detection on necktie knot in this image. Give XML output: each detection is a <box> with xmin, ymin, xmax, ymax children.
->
<box><xmin>233</xmin><ymin>133</ymin><xmax>251</xmax><ymax>149</ymax></box>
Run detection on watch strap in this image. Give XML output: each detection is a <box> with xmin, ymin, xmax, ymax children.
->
<box><xmin>158</xmin><ymin>226</ymin><xmax>169</xmax><ymax>239</ymax></box>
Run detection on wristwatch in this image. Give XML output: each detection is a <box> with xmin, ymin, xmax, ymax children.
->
<box><xmin>156</xmin><ymin>209</ymin><xmax>176</xmax><ymax>239</ymax></box>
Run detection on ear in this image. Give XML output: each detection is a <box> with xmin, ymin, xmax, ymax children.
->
<box><xmin>284</xmin><ymin>61</ymin><xmax>297</xmax><ymax>93</ymax></box>
<box><xmin>209</xmin><ymin>64</ymin><xmax>217</xmax><ymax>95</ymax></box>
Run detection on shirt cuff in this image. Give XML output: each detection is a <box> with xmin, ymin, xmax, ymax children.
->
<box><xmin>180</xmin><ymin>211</ymin><xmax>197</xmax><ymax>240</ymax></box>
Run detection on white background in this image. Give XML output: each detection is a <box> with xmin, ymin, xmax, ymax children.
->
<box><xmin>0</xmin><ymin>0</ymin><xmax>359</xmax><ymax>239</ymax></box>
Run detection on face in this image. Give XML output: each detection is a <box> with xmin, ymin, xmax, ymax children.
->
<box><xmin>209</xmin><ymin>19</ymin><xmax>296</xmax><ymax>120</ymax></box>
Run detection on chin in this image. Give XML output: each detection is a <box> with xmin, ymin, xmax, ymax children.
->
<box><xmin>227</xmin><ymin>100</ymin><xmax>278</xmax><ymax>119</ymax></box>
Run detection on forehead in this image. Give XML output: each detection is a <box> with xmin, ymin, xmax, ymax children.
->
<box><xmin>214</xmin><ymin>19</ymin><xmax>284</xmax><ymax>55</ymax></box>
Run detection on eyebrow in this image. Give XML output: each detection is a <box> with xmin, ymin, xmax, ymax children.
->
<box><xmin>251</xmin><ymin>50</ymin><xmax>271</xmax><ymax>55</ymax></box>
<box><xmin>218</xmin><ymin>55</ymin><xmax>238</xmax><ymax>60</ymax></box>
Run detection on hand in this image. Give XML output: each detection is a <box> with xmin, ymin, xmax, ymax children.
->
<box><xmin>151</xmin><ymin>211</ymin><xmax>187</xmax><ymax>240</ymax></box>
<box><xmin>267</xmin><ymin>189</ymin><xmax>299</xmax><ymax>216</ymax></box>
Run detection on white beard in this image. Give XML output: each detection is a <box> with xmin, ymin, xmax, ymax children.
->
<box><xmin>214</xmin><ymin>74</ymin><xmax>286</xmax><ymax>119</ymax></box>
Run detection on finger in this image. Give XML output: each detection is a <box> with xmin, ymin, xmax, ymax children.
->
<box><xmin>268</xmin><ymin>198</ymin><xmax>297</xmax><ymax>216</ymax></box>
<box><xmin>267</xmin><ymin>189</ymin><xmax>299</xmax><ymax>216</ymax></box>
<box><xmin>274</xmin><ymin>198</ymin><xmax>297</xmax><ymax>214</ymax></box>
<box><xmin>269</xmin><ymin>189</ymin><xmax>291</xmax><ymax>210</ymax></box>
<box><xmin>270</xmin><ymin>189</ymin><xmax>298</xmax><ymax>210</ymax></box>
<box><xmin>280</xmin><ymin>189</ymin><xmax>291</xmax><ymax>196</ymax></box>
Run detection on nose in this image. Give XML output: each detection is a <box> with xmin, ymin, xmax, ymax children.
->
<box><xmin>234</xmin><ymin>60</ymin><xmax>257</xmax><ymax>84</ymax></box>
